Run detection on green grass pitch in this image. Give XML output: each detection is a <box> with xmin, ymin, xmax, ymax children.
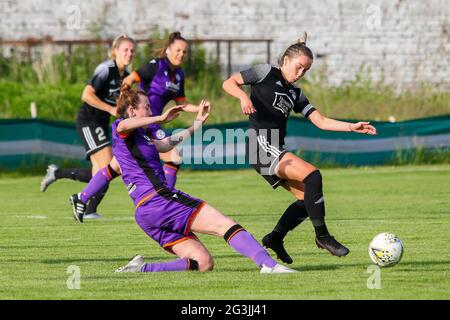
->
<box><xmin>1</xmin><ymin>165</ymin><xmax>449</xmax><ymax>299</ymax></box>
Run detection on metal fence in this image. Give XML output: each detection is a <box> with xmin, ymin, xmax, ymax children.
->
<box><xmin>0</xmin><ymin>37</ymin><xmax>273</xmax><ymax>77</ymax></box>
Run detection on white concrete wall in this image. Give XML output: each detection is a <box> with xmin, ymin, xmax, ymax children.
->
<box><xmin>1</xmin><ymin>0</ymin><xmax>449</xmax><ymax>90</ymax></box>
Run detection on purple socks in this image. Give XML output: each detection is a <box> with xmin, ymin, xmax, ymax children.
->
<box><xmin>141</xmin><ymin>258</ymin><xmax>197</xmax><ymax>272</ymax></box>
<box><xmin>225</xmin><ymin>225</ymin><xmax>277</xmax><ymax>268</ymax></box>
<box><xmin>80</xmin><ymin>165</ymin><xmax>117</xmax><ymax>203</ymax></box>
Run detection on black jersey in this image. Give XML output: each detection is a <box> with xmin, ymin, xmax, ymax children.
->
<box><xmin>241</xmin><ymin>64</ymin><xmax>315</xmax><ymax>144</ymax></box>
<box><xmin>78</xmin><ymin>59</ymin><xmax>130</xmax><ymax>124</ymax></box>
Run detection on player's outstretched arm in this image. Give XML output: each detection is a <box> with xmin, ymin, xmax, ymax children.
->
<box><xmin>154</xmin><ymin>100</ymin><xmax>210</xmax><ymax>153</ymax></box>
<box><xmin>308</xmin><ymin>110</ymin><xmax>377</xmax><ymax>135</ymax></box>
<box><xmin>117</xmin><ymin>106</ymin><xmax>185</xmax><ymax>136</ymax></box>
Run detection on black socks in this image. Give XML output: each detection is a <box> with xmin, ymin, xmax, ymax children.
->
<box><xmin>55</xmin><ymin>168</ymin><xmax>92</xmax><ymax>183</ymax></box>
<box><xmin>273</xmin><ymin>200</ymin><xmax>308</xmax><ymax>238</ymax></box>
<box><xmin>303</xmin><ymin>170</ymin><xmax>330</xmax><ymax>238</ymax></box>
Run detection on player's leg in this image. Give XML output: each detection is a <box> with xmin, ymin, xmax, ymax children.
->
<box><xmin>275</xmin><ymin>152</ymin><xmax>349</xmax><ymax>257</ymax></box>
<box><xmin>189</xmin><ymin>204</ymin><xmax>296</xmax><ymax>273</ymax></box>
<box><xmin>160</xmin><ymin>148</ymin><xmax>182</xmax><ymax>188</ymax></box>
<box><xmin>70</xmin><ymin>157</ymin><xmax>121</xmax><ymax>222</ymax></box>
<box><xmin>83</xmin><ymin>146</ymin><xmax>113</xmax><ymax>218</ymax></box>
<box><xmin>170</xmin><ymin>238</ymin><xmax>214</xmax><ymax>272</ymax></box>
<box><xmin>116</xmin><ymin>238</ymin><xmax>211</xmax><ymax>273</ymax></box>
<box><xmin>262</xmin><ymin>180</ymin><xmax>308</xmax><ymax>264</ymax></box>
<box><xmin>80</xmin><ymin>157</ymin><xmax>120</xmax><ymax>203</ymax></box>
<box><xmin>40</xmin><ymin>164</ymin><xmax>92</xmax><ymax>192</ymax></box>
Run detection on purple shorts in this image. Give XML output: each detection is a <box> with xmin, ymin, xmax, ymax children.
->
<box><xmin>135</xmin><ymin>189</ymin><xmax>205</xmax><ymax>254</ymax></box>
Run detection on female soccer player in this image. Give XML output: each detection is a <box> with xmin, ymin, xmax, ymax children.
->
<box><xmin>40</xmin><ymin>34</ymin><xmax>136</xmax><ymax>219</ymax></box>
<box><xmin>222</xmin><ymin>32</ymin><xmax>377</xmax><ymax>264</ymax></box>
<box><xmin>112</xmin><ymin>87</ymin><xmax>295</xmax><ymax>274</ymax></box>
<box><xmin>69</xmin><ymin>32</ymin><xmax>198</xmax><ymax>222</ymax></box>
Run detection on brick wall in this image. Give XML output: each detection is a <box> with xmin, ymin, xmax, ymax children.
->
<box><xmin>1</xmin><ymin>0</ymin><xmax>449</xmax><ymax>90</ymax></box>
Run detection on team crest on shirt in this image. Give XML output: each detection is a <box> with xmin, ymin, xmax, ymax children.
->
<box><xmin>156</xmin><ymin>129</ymin><xmax>166</xmax><ymax>139</ymax></box>
<box><xmin>272</xmin><ymin>92</ymin><xmax>294</xmax><ymax>117</ymax></box>
<box><xmin>289</xmin><ymin>89</ymin><xmax>297</xmax><ymax>101</ymax></box>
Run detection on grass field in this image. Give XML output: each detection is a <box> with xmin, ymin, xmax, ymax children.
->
<box><xmin>0</xmin><ymin>165</ymin><xmax>449</xmax><ymax>300</ymax></box>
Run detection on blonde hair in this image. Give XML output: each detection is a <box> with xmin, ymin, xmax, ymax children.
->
<box><xmin>109</xmin><ymin>34</ymin><xmax>136</xmax><ymax>60</ymax></box>
<box><xmin>278</xmin><ymin>31</ymin><xmax>313</xmax><ymax>66</ymax></box>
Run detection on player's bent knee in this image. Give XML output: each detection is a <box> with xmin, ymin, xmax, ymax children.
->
<box><xmin>197</xmin><ymin>254</ymin><xmax>214</xmax><ymax>272</ymax></box>
<box><xmin>303</xmin><ymin>169</ymin><xmax>322</xmax><ymax>188</ymax></box>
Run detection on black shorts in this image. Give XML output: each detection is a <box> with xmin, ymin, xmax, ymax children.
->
<box><xmin>76</xmin><ymin>118</ymin><xmax>111</xmax><ymax>159</ymax></box>
<box><xmin>246</xmin><ymin>130</ymin><xmax>288</xmax><ymax>189</ymax></box>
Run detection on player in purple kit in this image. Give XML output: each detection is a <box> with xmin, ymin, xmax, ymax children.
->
<box><xmin>112</xmin><ymin>87</ymin><xmax>295</xmax><ymax>274</ymax></box>
<box><xmin>122</xmin><ymin>31</ymin><xmax>196</xmax><ymax>187</ymax></box>
<box><xmin>69</xmin><ymin>32</ymin><xmax>198</xmax><ymax>222</ymax></box>
<box><xmin>42</xmin><ymin>35</ymin><xmax>135</xmax><ymax>220</ymax></box>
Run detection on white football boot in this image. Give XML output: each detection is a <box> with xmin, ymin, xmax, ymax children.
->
<box><xmin>260</xmin><ymin>263</ymin><xmax>298</xmax><ymax>274</ymax></box>
<box><xmin>40</xmin><ymin>164</ymin><xmax>59</xmax><ymax>192</ymax></box>
<box><xmin>115</xmin><ymin>255</ymin><xmax>145</xmax><ymax>273</ymax></box>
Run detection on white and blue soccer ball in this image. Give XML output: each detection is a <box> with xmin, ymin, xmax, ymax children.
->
<box><xmin>368</xmin><ymin>233</ymin><xmax>404</xmax><ymax>267</ymax></box>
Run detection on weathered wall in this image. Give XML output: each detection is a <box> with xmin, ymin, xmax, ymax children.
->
<box><xmin>1</xmin><ymin>0</ymin><xmax>449</xmax><ymax>90</ymax></box>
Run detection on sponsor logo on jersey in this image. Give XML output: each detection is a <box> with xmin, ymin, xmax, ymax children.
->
<box><xmin>165</xmin><ymin>81</ymin><xmax>180</xmax><ymax>92</ymax></box>
<box><xmin>272</xmin><ymin>92</ymin><xmax>294</xmax><ymax>117</ymax></box>
<box><xmin>143</xmin><ymin>134</ymin><xmax>153</xmax><ymax>145</ymax></box>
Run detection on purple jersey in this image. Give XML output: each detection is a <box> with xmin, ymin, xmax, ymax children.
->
<box><xmin>135</xmin><ymin>58</ymin><xmax>186</xmax><ymax>117</ymax></box>
<box><xmin>112</xmin><ymin>118</ymin><xmax>169</xmax><ymax>207</ymax></box>
<box><xmin>112</xmin><ymin>117</ymin><xmax>205</xmax><ymax>252</ymax></box>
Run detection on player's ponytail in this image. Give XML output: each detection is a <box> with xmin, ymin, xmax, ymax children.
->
<box><xmin>278</xmin><ymin>31</ymin><xmax>313</xmax><ymax>66</ymax></box>
<box><xmin>297</xmin><ymin>31</ymin><xmax>308</xmax><ymax>46</ymax></box>
<box><xmin>116</xmin><ymin>87</ymin><xmax>146</xmax><ymax>118</ymax></box>
<box><xmin>157</xmin><ymin>31</ymin><xmax>188</xmax><ymax>59</ymax></box>
<box><xmin>109</xmin><ymin>34</ymin><xmax>136</xmax><ymax>60</ymax></box>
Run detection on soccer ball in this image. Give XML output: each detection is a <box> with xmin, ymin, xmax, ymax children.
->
<box><xmin>368</xmin><ymin>233</ymin><xmax>404</xmax><ymax>267</ymax></box>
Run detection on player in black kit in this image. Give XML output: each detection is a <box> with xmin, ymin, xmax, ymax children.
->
<box><xmin>223</xmin><ymin>32</ymin><xmax>377</xmax><ymax>264</ymax></box>
<box><xmin>40</xmin><ymin>35</ymin><xmax>136</xmax><ymax>219</ymax></box>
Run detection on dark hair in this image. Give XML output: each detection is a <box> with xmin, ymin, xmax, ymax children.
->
<box><xmin>278</xmin><ymin>31</ymin><xmax>314</xmax><ymax>66</ymax></box>
<box><xmin>116</xmin><ymin>86</ymin><xmax>147</xmax><ymax>118</ymax></box>
<box><xmin>157</xmin><ymin>31</ymin><xmax>188</xmax><ymax>58</ymax></box>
